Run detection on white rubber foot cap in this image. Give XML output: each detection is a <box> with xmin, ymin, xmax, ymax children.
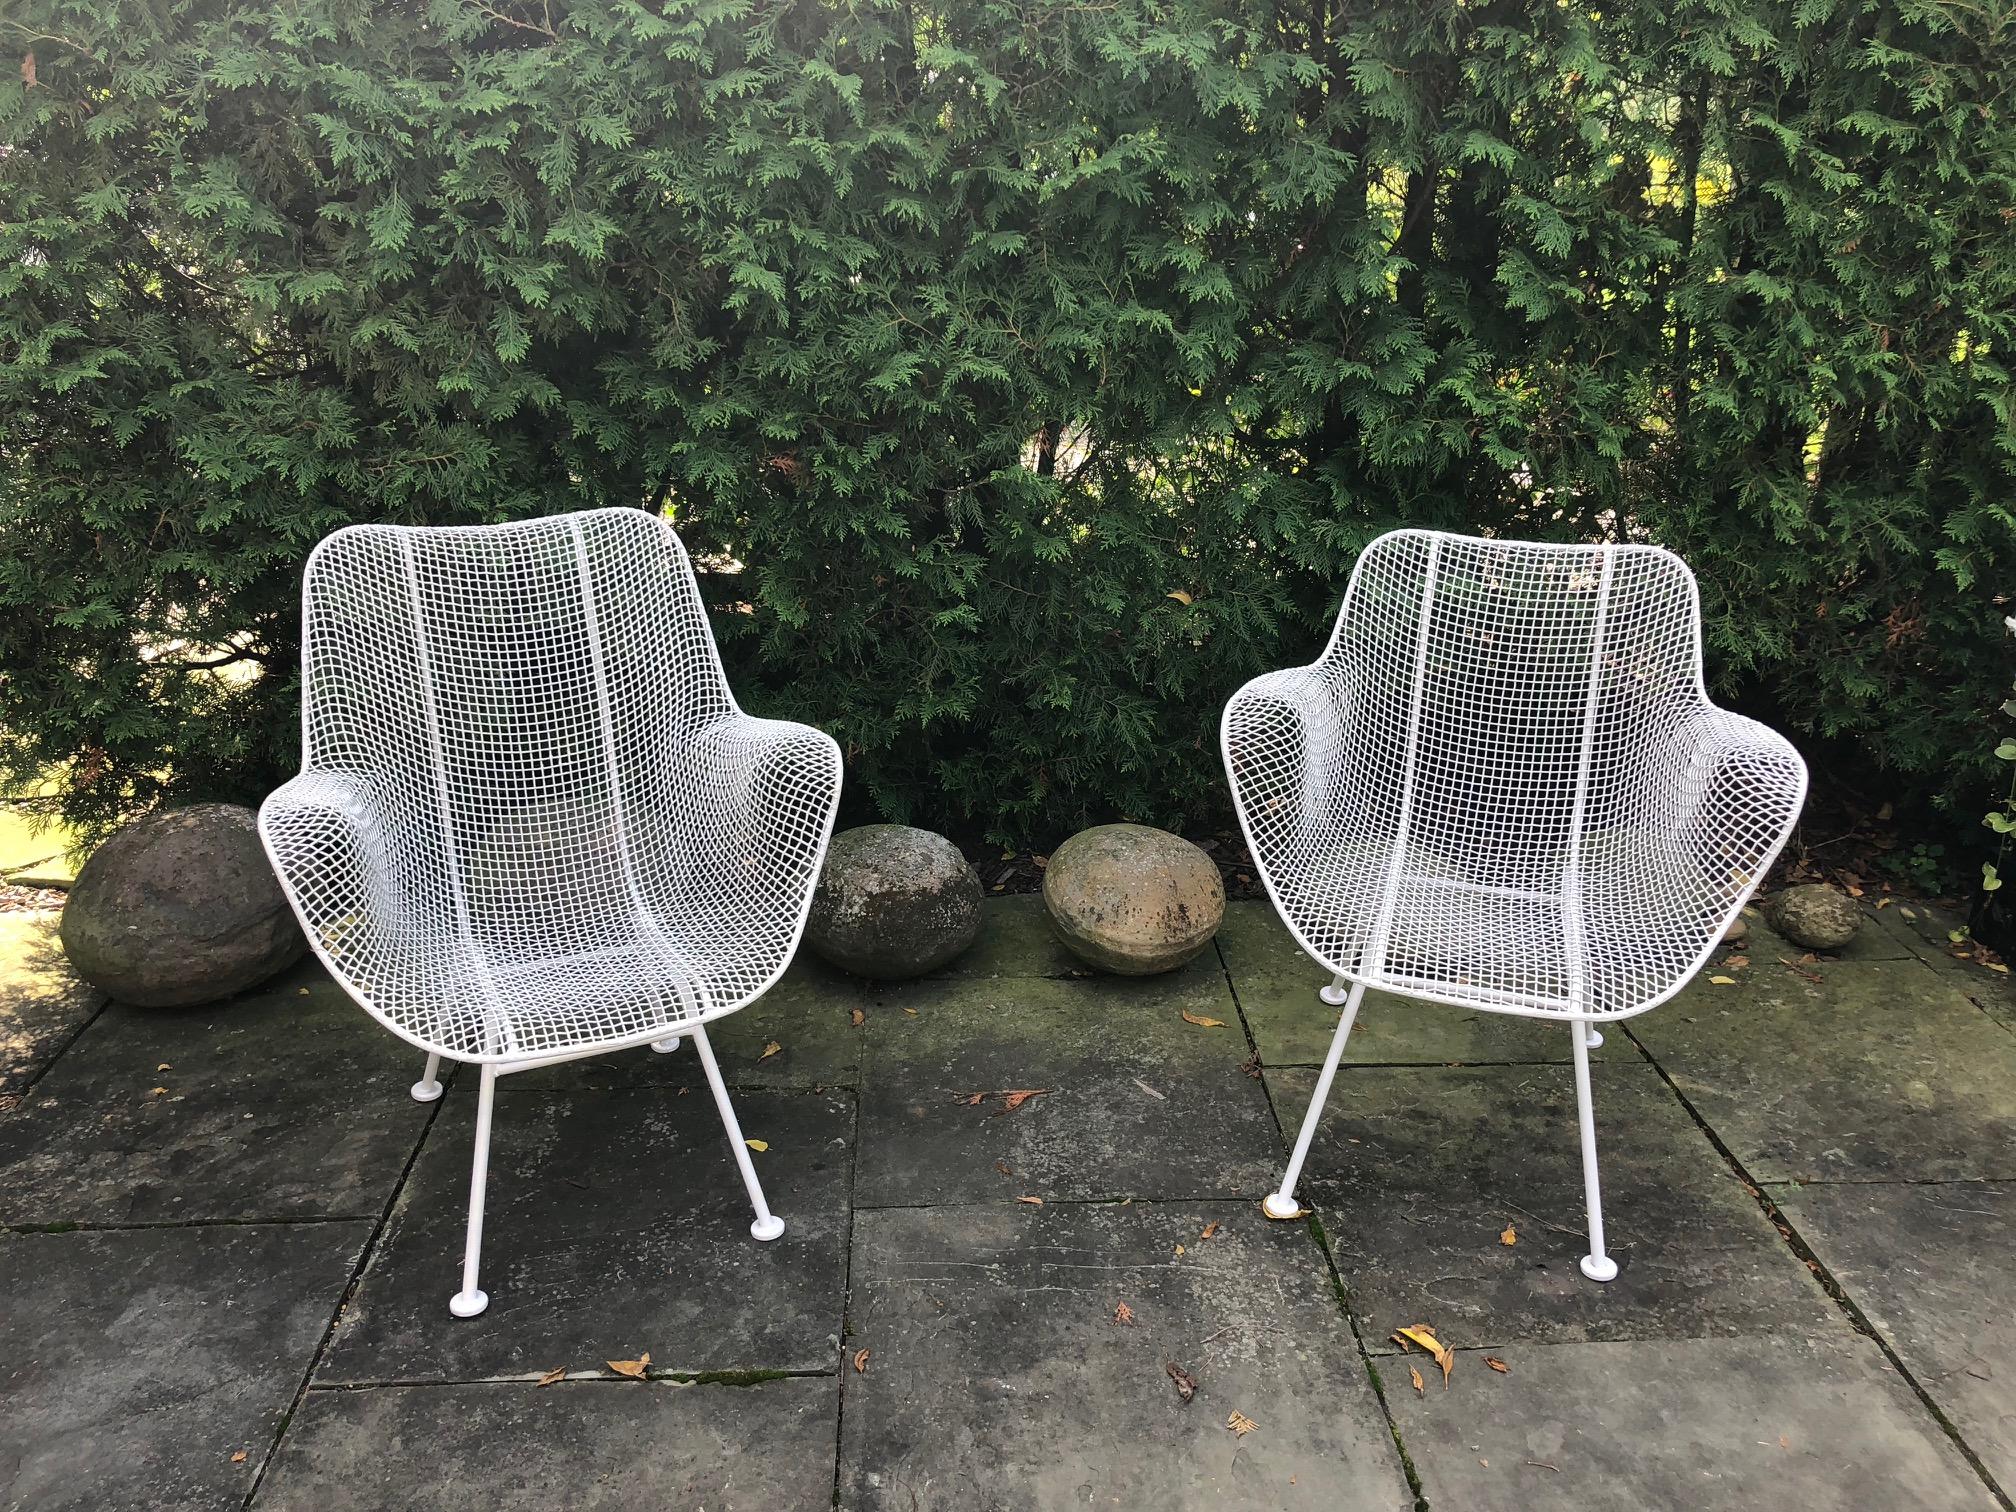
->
<box><xmin>1261</xmin><ymin>1193</ymin><xmax>1306</xmax><ymax>1220</ymax></box>
<box><xmin>449</xmin><ymin>1289</ymin><xmax>489</xmax><ymax>1318</ymax></box>
<box><xmin>410</xmin><ymin>1079</ymin><xmax>444</xmax><ymax>1103</ymax></box>
<box><xmin>1585</xmin><ymin>1028</ymin><xmax>1605</xmax><ymax>1049</ymax></box>
<box><xmin>1319</xmin><ymin>984</ymin><xmax>1350</xmax><ymax>1006</ymax></box>
<box><xmin>650</xmin><ymin>1036</ymin><xmax>683</xmax><ymax>1054</ymax></box>
<box><xmin>750</xmin><ymin>1215</ymin><xmax>785</xmax><ymax>1242</ymax></box>
<box><xmin>1579</xmin><ymin>1254</ymin><xmax>1619</xmax><ymax>1283</ymax></box>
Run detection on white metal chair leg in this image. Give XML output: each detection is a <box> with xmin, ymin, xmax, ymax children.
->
<box><xmin>691</xmin><ymin>1026</ymin><xmax>785</xmax><ymax>1242</ymax></box>
<box><xmin>1263</xmin><ymin>977</ymin><xmax>1365</xmax><ymax>1218</ymax></box>
<box><xmin>411</xmin><ymin>1051</ymin><xmax>444</xmax><ymax>1103</ymax></box>
<box><xmin>650</xmin><ymin>1035</ymin><xmax>683</xmax><ymax>1053</ymax></box>
<box><xmin>449</xmin><ymin>1063</ymin><xmax>497</xmax><ymax>1317</ymax></box>
<box><xmin>1570</xmin><ymin>1019</ymin><xmax>1618</xmax><ymax>1282</ymax></box>
<box><xmin>1584</xmin><ymin>1027</ymin><xmax>1604</xmax><ymax>1049</ymax></box>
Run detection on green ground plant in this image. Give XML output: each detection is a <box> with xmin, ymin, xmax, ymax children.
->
<box><xmin>1</xmin><ymin>0</ymin><xmax>2011</xmax><ymax>857</ymax></box>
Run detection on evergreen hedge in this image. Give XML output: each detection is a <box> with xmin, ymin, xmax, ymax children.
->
<box><xmin>2</xmin><ymin>0</ymin><xmax>2011</xmax><ymax>857</ymax></box>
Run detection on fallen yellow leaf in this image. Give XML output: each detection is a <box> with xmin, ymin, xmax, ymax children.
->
<box><xmin>1173</xmin><ymin>1243</ymin><xmax>1186</xmax><ymax>1257</ymax></box>
<box><xmin>1709</xmin><ymin>975</ymin><xmax>1737</xmax><ymax>985</ymax></box>
<box><xmin>745</xmin><ymin>1139</ymin><xmax>768</xmax><ymax>1152</ymax></box>
<box><xmin>1409</xmin><ymin>1365</ymin><xmax>1425</xmax><ymax>1395</ymax></box>
<box><xmin>1180</xmin><ymin>1010</ymin><xmax>1227</xmax><ymax>1029</ymax></box>
<box><xmin>606</xmin><ymin>1353</ymin><xmax>650</xmax><ymax>1379</ymax></box>
<box><xmin>1227</xmin><ymin>1411</ymin><xmax>1258</xmax><ymax>1438</ymax></box>
<box><xmin>759</xmin><ymin>1040</ymin><xmax>783</xmax><ymax>1061</ymax></box>
<box><xmin>230</xmin><ymin>1451</ymin><xmax>248</xmax><ymax>1464</ymax></box>
<box><xmin>1499</xmin><ymin>1224</ymin><xmax>1517</xmax><ymax>1247</ymax></box>
<box><xmin>1200</xmin><ymin>1221</ymin><xmax>1221</xmax><ymax>1240</ymax></box>
<box><xmin>149</xmin><ymin>1087</ymin><xmax>168</xmax><ymax>1097</ymax></box>
<box><xmin>1393</xmin><ymin>1324</ymin><xmax>1454</xmax><ymax>1388</ymax></box>
<box><xmin>1016</xmin><ymin>1195</ymin><xmax>1044</xmax><ymax>1205</ymax></box>
<box><xmin>537</xmin><ymin>1366</ymin><xmax>566</xmax><ymax>1387</ymax></box>
<box><xmin>850</xmin><ymin>1007</ymin><xmax>865</xmax><ymax>1027</ymax></box>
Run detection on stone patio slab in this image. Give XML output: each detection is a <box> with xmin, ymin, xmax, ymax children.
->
<box><xmin>853</xmin><ymin>971</ymin><xmax>1279</xmax><ymax>1205</ymax></box>
<box><xmin>840</xmin><ymin>1201</ymin><xmax>1412</xmax><ymax>1511</ymax></box>
<box><xmin>1628</xmin><ymin>957</ymin><xmax>2016</xmax><ymax>1182</ymax></box>
<box><xmin>319</xmin><ymin>1085</ymin><xmax>851</xmax><ymax>1384</ymax></box>
<box><xmin>1388</xmin><ymin>1335</ymin><xmax>1996</xmax><ymax>1511</ymax></box>
<box><xmin>516</xmin><ymin>964</ymin><xmax>871</xmax><ymax>1093</ymax></box>
<box><xmin>0</xmin><ymin>911</ymin><xmax>102</xmax><ymax>1095</ymax></box>
<box><xmin>1215</xmin><ymin>902</ymin><xmax>1617</xmax><ymax>1066</ymax></box>
<box><xmin>0</xmin><ymin>962</ymin><xmax>435</xmax><ymax>1225</ymax></box>
<box><xmin>255</xmin><ymin>1377</ymin><xmax>837</xmax><ymax>1510</ymax></box>
<box><xmin>1774</xmin><ymin>1179</ymin><xmax>2016</xmax><ymax>1492</ymax></box>
<box><xmin>1861</xmin><ymin>896</ymin><xmax>2016</xmax><ymax>1031</ymax></box>
<box><xmin>933</xmin><ymin>894</ymin><xmax>1085</xmax><ymax>978</ymax></box>
<box><xmin>1267</xmin><ymin>1062</ymin><xmax>1836</xmax><ymax>1349</ymax></box>
<box><xmin>0</xmin><ymin>1221</ymin><xmax>368</xmax><ymax>1512</ymax></box>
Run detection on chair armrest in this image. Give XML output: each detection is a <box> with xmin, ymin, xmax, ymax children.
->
<box><xmin>1609</xmin><ymin>703</ymin><xmax>1807</xmax><ymax>912</ymax></box>
<box><xmin>1222</xmin><ymin>666</ymin><xmax>1349</xmax><ymax>843</ymax></box>
<box><xmin>258</xmin><ymin>769</ymin><xmax>400</xmax><ymax>964</ymax></box>
<box><xmin>681</xmin><ymin>713</ymin><xmax>844</xmax><ymax>883</ymax></box>
<box><xmin>1658</xmin><ymin>704</ymin><xmax>1808</xmax><ymax>843</ymax></box>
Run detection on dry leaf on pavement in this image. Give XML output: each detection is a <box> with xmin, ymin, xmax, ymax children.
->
<box><xmin>759</xmin><ymin>1040</ymin><xmax>783</xmax><ymax>1061</ymax></box>
<box><xmin>1227</xmin><ymin>1411</ymin><xmax>1258</xmax><ymax>1438</ymax></box>
<box><xmin>1393</xmin><ymin>1325</ymin><xmax>1454</xmax><ymax>1388</ymax></box>
<box><xmin>996</xmin><ymin>1089</ymin><xmax>1047</xmax><ymax>1112</ymax></box>
<box><xmin>230</xmin><ymin>1451</ymin><xmax>248</xmax><ymax>1464</ymax></box>
<box><xmin>850</xmin><ymin>1007</ymin><xmax>865</xmax><ymax>1027</ymax></box>
<box><xmin>537</xmin><ymin>1366</ymin><xmax>567</xmax><ymax>1387</ymax></box>
<box><xmin>606</xmin><ymin>1353</ymin><xmax>650</xmax><ymax>1379</ymax></box>
<box><xmin>1499</xmin><ymin>1224</ymin><xmax>1517</xmax><ymax>1247</ymax></box>
<box><xmin>1200</xmin><ymin>1221</ymin><xmax>1221</xmax><ymax>1240</ymax></box>
<box><xmin>1114</xmin><ymin>1301</ymin><xmax>1135</xmax><ymax>1326</ymax></box>
<box><xmin>853</xmin><ymin>1348</ymin><xmax>870</xmax><ymax>1374</ymax></box>
<box><xmin>1484</xmin><ymin>1357</ymin><xmax>1510</xmax><ymax>1374</ymax></box>
<box><xmin>1180</xmin><ymin>1010</ymin><xmax>1227</xmax><ymax>1029</ymax></box>
<box><xmin>1409</xmin><ymin>1366</ymin><xmax>1425</xmax><ymax>1396</ymax></box>
<box><xmin>1016</xmin><ymin>1195</ymin><xmax>1044</xmax><ymax>1205</ymax></box>
<box><xmin>1165</xmin><ymin>1361</ymin><xmax>1197</xmax><ymax>1403</ymax></box>
<box><xmin>745</xmin><ymin>1139</ymin><xmax>768</xmax><ymax>1152</ymax></box>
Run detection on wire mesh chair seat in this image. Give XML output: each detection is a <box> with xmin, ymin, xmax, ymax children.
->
<box><xmin>1225</xmin><ymin>529</ymin><xmax>1805</xmax><ymax>1280</ymax></box>
<box><xmin>260</xmin><ymin>508</ymin><xmax>842</xmax><ymax>1317</ymax></box>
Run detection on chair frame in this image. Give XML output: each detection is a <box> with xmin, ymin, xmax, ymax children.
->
<box><xmin>1224</xmin><ymin>529</ymin><xmax>1806</xmax><ymax>1281</ymax></box>
<box><xmin>260</xmin><ymin>508</ymin><xmax>843</xmax><ymax>1317</ymax></box>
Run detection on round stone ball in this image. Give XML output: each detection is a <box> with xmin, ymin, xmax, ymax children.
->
<box><xmin>1761</xmin><ymin>883</ymin><xmax>1861</xmax><ymax>952</ymax></box>
<box><xmin>59</xmin><ymin>803</ymin><xmax>307</xmax><ymax>1007</ymax></box>
<box><xmin>1043</xmin><ymin>823</ymin><xmax>1225</xmax><ymax>975</ymax></box>
<box><xmin>806</xmin><ymin>825</ymin><xmax>982</xmax><ymax>979</ymax></box>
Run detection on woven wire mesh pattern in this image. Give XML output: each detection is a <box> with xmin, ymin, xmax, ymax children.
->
<box><xmin>259</xmin><ymin>508</ymin><xmax>843</xmax><ymax>1062</ymax></box>
<box><xmin>1223</xmin><ymin>530</ymin><xmax>1807</xmax><ymax>1021</ymax></box>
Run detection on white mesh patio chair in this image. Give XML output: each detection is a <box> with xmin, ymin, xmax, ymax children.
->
<box><xmin>259</xmin><ymin>508</ymin><xmax>843</xmax><ymax>1317</ymax></box>
<box><xmin>1223</xmin><ymin>530</ymin><xmax>1805</xmax><ymax>1281</ymax></box>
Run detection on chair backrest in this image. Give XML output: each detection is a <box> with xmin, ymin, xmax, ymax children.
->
<box><xmin>1326</xmin><ymin>530</ymin><xmax>1704</xmax><ymax>897</ymax></box>
<box><xmin>300</xmin><ymin>508</ymin><xmax>732</xmax><ymax>958</ymax></box>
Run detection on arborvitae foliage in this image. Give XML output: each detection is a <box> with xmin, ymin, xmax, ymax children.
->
<box><xmin>1</xmin><ymin>0</ymin><xmax>2011</xmax><ymax>853</ymax></box>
